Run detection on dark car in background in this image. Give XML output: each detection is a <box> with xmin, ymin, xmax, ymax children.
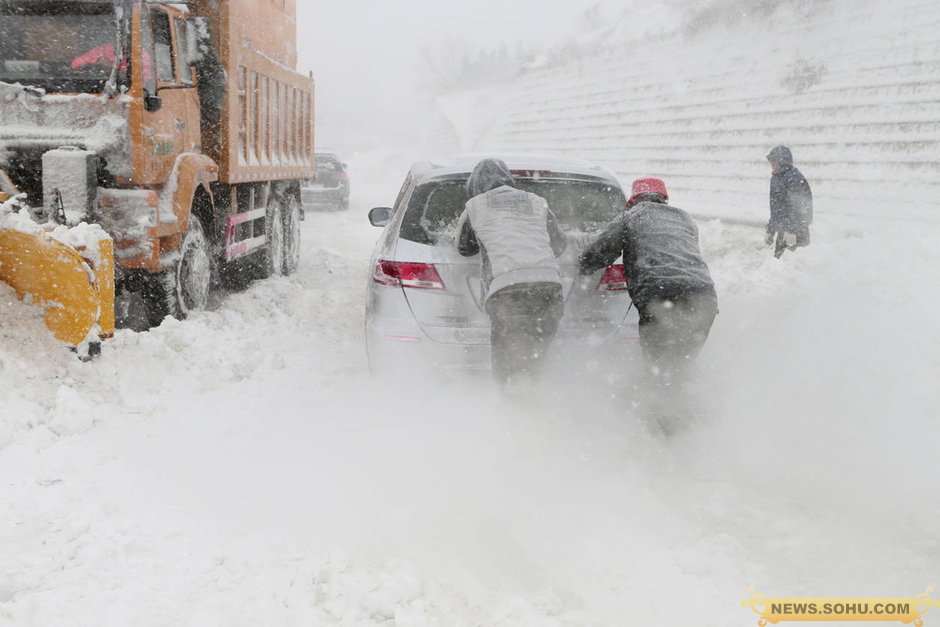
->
<box><xmin>365</xmin><ymin>155</ymin><xmax>640</xmax><ymax>374</ymax></box>
<box><xmin>302</xmin><ymin>151</ymin><xmax>350</xmax><ymax>210</ymax></box>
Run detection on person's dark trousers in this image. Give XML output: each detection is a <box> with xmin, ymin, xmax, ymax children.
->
<box><xmin>637</xmin><ymin>287</ymin><xmax>718</xmax><ymax>379</ymax></box>
<box><xmin>773</xmin><ymin>227</ymin><xmax>811</xmax><ymax>258</ymax></box>
<box><xmin>486</xmin><ymin>283</ymin><xmax>564</xmax><ymax>385</ymax></box>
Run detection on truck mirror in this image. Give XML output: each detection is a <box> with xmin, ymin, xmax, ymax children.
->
<box><xmin>144</xmin><ymin>94</ymin><xmax>163</xmax><ymax>112</ymax></box>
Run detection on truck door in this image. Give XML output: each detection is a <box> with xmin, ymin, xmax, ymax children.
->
<box><xmin>138</xmin><ymin>5</ymin><xmax>201</xmax><ymax>185</ymax></box>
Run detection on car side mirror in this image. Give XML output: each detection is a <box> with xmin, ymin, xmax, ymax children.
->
<box><xmin>144</xmin><ymin>94</ymin><xmax>163</xmax><ymax>112</ymax></box>
<box><xmin>368</xmin><ymin>207</ymin><xmax>392</xmax><ymax>227</ymax></box>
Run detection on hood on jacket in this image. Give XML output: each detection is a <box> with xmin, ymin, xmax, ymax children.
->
<box><xmin>766</xmin><ymin>145</ymin><xmax>793</xmax><ymax>167</ymax></box>
<box><xmin>466</xmin><ymin>158</ymin><xmax>514</xmax><ymax>198</ymax></box>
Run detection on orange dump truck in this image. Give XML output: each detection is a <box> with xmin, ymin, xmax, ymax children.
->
<box><xmin>0</xmin><ymin>0</ymin><xmax>314</xmax><ymax>353</ymax></box>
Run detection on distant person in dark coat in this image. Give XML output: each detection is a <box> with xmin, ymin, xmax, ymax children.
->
<box><xmin>456</xmin><ymin>158</ymin><xmax>567</xmax><ymax>386</ymax></box>
<box><xmin>579</xmin><ymin>178</ymin><xmax>718</xmax><ymax>388</ymax></box>
<box><xmin>765</xmin><ymin>145</ymin><xmax>813</xmax><ymax>258</ymax></box>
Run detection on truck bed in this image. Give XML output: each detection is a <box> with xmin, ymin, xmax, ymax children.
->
<box><xmin>194</xmin><ymin>0</ymin><xmax>314</xmax><ymax>185</ymax></box>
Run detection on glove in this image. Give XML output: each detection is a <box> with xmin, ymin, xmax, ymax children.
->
<box><xmin>576</xmin><ymin>233</ymin><xmax>595</xmax><ymax>250</ymax></box>
<box><xmin>783</xmin><ymin>232</ymin><xmax>797</xmax><ymax>247</ymax></box>
<box><xmin>764</xmin><ymin>232</ymin><xmax>774</xmax><ymax>246</ymax></box>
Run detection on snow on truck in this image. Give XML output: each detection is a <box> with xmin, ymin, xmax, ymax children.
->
<box><xmin>0</xmin><ymin>0</ymin><xmax>314</xmax><ymax>356</ymax></box>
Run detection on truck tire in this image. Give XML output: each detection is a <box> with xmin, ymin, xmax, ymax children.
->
<box><xmin>146</xmin><ymin>219</ymin><xmax>211</xmax><ymax>326</ymax></box>
<box><xmin>282</xmin><ymin>195</ymin><xmax>301</xmax><ymax>275</ymax></box>
<box><xmin>262</xmin><ymin>198</ymin><xmax>285</xmax><ymax>278</ymax></box>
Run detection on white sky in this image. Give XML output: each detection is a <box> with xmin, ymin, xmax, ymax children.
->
<box><xmin>295</xmin><ymin>0</ymin><xmax>621</xmax><ymax>150</ymax></box>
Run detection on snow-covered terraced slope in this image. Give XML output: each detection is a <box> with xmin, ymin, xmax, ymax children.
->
<box><xmin>483</xmin><ymin>0</ymin><xmax>940</xmax><ymax>223</ymax></box>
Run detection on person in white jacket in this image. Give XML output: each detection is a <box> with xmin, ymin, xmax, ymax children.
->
<box><xmin>456</xmin><ymin>158</ymin><xmax>567</xmax><ymax>385</ymax></box>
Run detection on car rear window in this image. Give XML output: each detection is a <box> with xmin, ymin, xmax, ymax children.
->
<box><xmin>400</xmin><ymin>176</ymin><xmax>626</xmax><ymax>244</ymax></box>
<box><xmin>316</xmin><ymin>157</ymin><xmax>341</xmax><ymax>172</ymax></box>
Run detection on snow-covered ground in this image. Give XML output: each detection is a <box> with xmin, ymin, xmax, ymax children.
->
<box><xmin>2</xmin><ymin>150</ymin><xmax>939</xmax><ymax>625</ymax></box>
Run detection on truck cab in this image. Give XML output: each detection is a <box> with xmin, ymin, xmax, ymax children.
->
<box><xmin>0</xmin><ymin>0</ymin><xmax>314</xmax><ymax>331</ymax></box>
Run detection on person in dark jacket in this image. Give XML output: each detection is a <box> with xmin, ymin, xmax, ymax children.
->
<box><xmin>579</xmin><ymin>178</ymin><xmax>718</xmax><ymax>387</ymax></box>
<box><xmin>765</xmin><ymin>145</ymin><xmax>813</xmax><ymax>258</ymax></box>
<box><xmin>456</xmin><ymin>158</ymin><xmax>567</xmax><ymax>386</ymax></box>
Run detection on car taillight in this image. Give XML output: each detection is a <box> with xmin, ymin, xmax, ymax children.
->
<box><xmin>373</xmin><ymin>260</ymin><xmax>445</xmax><ymax>289</ymax></box>
<box><xmin>598</xmin><ymin>264</ymin><xmax>628</xmax><ymax>290</ymax></box>
<box><xmin>330</xmin><ymin>171</ymin><xmax>347</xmax><ymax>179</ymax></box>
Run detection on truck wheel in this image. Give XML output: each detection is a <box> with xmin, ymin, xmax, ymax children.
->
<box><xmin>175</xmin><ymin>219</ymin><xmax>212</xmax><ymax>315</ymax></box>
<box><xmin>147</xmin><ymin>219</ymin><xmax>211</xmax><ymax>325</ymax></box>
<box><xmin>262</xmin><ymin>198</ymin><xmax>285</xmax><ymax>278</ymax></box>
<box><xmin>282</xmin><ymin>195</ymin><xmax>301</xmax><ymax>275</ymax></box>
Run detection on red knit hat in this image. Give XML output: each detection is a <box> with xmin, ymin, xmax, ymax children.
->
<box><xmin>628</xmin><ymin>177</ymin><xmax>668</xmax><ymax>205</ymax></box>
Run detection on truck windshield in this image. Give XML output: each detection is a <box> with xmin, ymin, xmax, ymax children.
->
<box><xmin>0</xmin><ymin>1</ymin><xmax>123</xmax><ymax>94</ymax></box>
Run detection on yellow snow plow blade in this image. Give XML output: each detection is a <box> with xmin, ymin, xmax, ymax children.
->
<box><xmin>0</xmin><ymin>228</ymin><xmax>114</xmax><ymax>349</ymax></box>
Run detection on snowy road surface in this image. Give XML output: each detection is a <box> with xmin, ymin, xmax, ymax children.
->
<box><xmin>2</xmin><ymin>153</ymin><xmax>939</xmax><ymax>625</ymax></box>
